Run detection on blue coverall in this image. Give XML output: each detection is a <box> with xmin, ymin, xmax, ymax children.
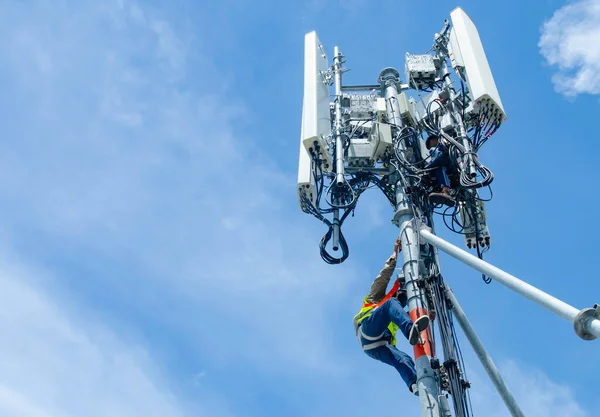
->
<box><xmin>354</xmin><ymin>253</ymin><xmax>417</xmax><ymax>389</ymax></box>
<box><xmin>425</xmin><ymin>142</ymin><xmax>451</xmax><ymax>189</ymax></box>
<box><xmin>359</xmin><ymin>298</ymin><xmax>417</xmax><ymax>388</ymax></box>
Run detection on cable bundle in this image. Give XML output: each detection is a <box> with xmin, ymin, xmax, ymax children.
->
<box><xmin>427</xmin><ymin>274</ymin><xmax>474</xmax><ymax>417</ymax></box>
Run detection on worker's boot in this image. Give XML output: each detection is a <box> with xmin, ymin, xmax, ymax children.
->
<box><xmin>429</xmin><ymin>186</ymin><xmax>455</xmax><ymax>207</ymax></box>
<box><xmin>408</xmin><ymin>315</ymin><xmax>430</xmax><ymax>345</ymax></box>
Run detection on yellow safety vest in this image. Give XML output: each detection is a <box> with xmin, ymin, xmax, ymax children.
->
<box><xmin>354</xmin><ymin>279</ymin><xmax>401</xmax><ymax>349</ymax></box>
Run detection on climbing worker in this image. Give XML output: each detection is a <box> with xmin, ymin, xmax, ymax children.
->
<box><xmin>353</xmin><ymin>238</ymin><xmax>430</xmax><ymax>396</ymax></box>
<box><xmin>424</xmin><ymin>134</ymin><xmax>455</xmax><ymax>207</ymax></box>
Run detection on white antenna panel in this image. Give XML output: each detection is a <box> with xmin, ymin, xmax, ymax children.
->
<box><xmin>449</xmin><ymin>8</ymin><xmax>506</xmax><ymax>123</ymax></box>
<box><xmin>297</xmin><ymin>31</ymin><xmax>332</xmax><ymax>210</ymax></box>
<box><xmin>297</xmin><ymin>105</ymin><xmax>316</xmax><ymax>209</ymax></box>
<box><xmin>301</xmin><ymin>31</ymin><xmax>333</xmax><ymax>171</ymax></box>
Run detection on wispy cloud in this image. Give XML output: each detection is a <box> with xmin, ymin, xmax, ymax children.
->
<box><xmin>539</xmin><ymin>0</ymin><xmax>600</xmax><ymax>97</ymax></box>
<box><xmin>0</xmin><ymin>0</ymin><xmax>357</xmax><ymax>389</ymax></box>
<box><xmin>312</xmin><ymin>354</ymin><xmax>591</xmax><ymax>416</ymax></box>
<box><xmin>469</xmin><ymin>359</ymin><xmax>588</xmax><ymax>417</ymax></box>
<box><xmin>0</xmin><ymin>248</ymin><xmax>193</xmax><ymax>417</ymax></box>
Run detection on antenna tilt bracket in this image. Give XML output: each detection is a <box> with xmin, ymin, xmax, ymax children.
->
<box><xmin>574</xmin><ymin>304</ymin><xmax>600</xmax><ymax>341</ymax></box>
<box><xmin>320</xmin><ymin>68</ymin><xmax>334</xmax><ymax>86</ymax></box>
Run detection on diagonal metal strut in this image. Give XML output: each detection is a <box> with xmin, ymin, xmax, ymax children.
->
<box><xmin>420</xmin><ymin>228</ymin><xmax>600</xmax><ymax>340</ymax></box>
<box><xmin>445</xmin><ymin>289</ymin><xmax>525</xmax><ymax>417</ymax></box>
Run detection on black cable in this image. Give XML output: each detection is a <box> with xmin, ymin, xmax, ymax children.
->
<box><xmin>311</xmin><ymin>170</ymin><xmax>375</xmax><ymax>264</ymax></box>
<box><xmin>319</xmin><ymin>212</ymin><xmax>350</xmax><ymax>264</ymax></box>
<box><xmin>472</xmin><ymin>203</ymin><xmax>492</xmax><ymax>284</ymax></box>
<box><xmin>430</xmin><ymin>275</ymin><xmax>473</xmax><ymax>417</ymax></box>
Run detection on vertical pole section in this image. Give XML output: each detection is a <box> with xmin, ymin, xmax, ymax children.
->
<box><xmin>331</xmin><ymin>47</ymin><xmax>344</xmax><ymax>249</ymax></box>
<box><xmin>380</xmin><ymin>67</ymin><xmax>441</xmax><ymax>417</ymax></box>
<box><xmin>420</xmin><ymin>228</ymin><xmax>600</xmax><ymax>340</ymax></box>
<box><xmin>333</xmin><ymin>47</ymin><xmax>345</xmax><ymax>186</ymax></box>
<box><xmin>445</xmin><ymin>289</ymin><xmax>525</xmax><ymax>417</ymax></box>
<box><xmin>440</xmin><ymin>61</ymin><xmax>476</xmax><ymax>178</ymax></box>
<box><xmin>332</xmin><ymin>210</ymin><xmax>340</xmax><ymax>251</ymax></box>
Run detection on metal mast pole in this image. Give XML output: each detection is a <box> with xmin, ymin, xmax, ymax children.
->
<box><xmin>333</xmin><ymin>47</ymin><xmax>345</xmax><ymax>187</ymax></box>
<box><xmin>439</xmin><ymin>60</ymin><xmax>476</xmax><ymax>179</ymax></box>
<box><xmin>332</xmin><ymin>47</ymin><xmax>345</xmax><ymax>250</ymax></box>
<box><xmin>445</xmin><ymin>289</ymin><xmax>525</xmax><ymax>417</ymax></box>
<box><xmin>379</xmin><ymin>68</ymin><xmax>441</xmax><ymax>417</ymax></box>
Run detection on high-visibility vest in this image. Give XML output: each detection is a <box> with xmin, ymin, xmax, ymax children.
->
<box><xmin>354</xmin><ymin>280</ymin><xmax>401</xmax><ymax>349</ymax></box>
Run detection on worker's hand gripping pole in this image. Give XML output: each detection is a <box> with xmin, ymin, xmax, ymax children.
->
<box><xmin>420</xmin><ymin>227</ymin><xmax>600</xmax><ymax>340</ymax></box>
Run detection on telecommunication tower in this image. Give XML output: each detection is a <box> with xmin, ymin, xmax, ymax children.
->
<box><xmin>297</xmin><ymin>7</ymin><xmax>600</xmax><ymax>417</ymax></box>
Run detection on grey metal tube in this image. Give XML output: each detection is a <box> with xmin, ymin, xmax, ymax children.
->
<box><xmin>446</xmin><ymin>289</ymin><xmax>525</xmax><ymax>417</ymax></box>
<box><xmin>332</xmin><ymin>212</ymin><xmax>340</xmax><ymax>251</ymax></box>
<box><xmin>333</xmin><ymin>47</ymin><xmax>344</xmax><ymax>186</ymax></box>
<box><xmin>590</xmin><ymin>318</ymin><xmax>600</xmax><ymax>337</ymax></box>
<box><xmin>331</xmin><ymin>46</ymin><xmax>344</xmax><ymax>248</ymax></box>
<box><xmin>420</xmin><ymin>228</ymin><xmax>600</xmax><ymax>339</ymax></box>
<box><xmin>340</xmin><ymin>84</ymin><xmax>380</xmax><ymax>91</ymax></box>
<box><xmin>380</xmin><ymin>68</ymin><xmax>403</xmax><ymax>131</ymax></box>
<box><xmin>398</xmin><ymin>213</ymin><xmax>440</xmax><ymax>417</ymax></box>
<box><xmin>380</xmin><ymin>67</ymin><xmax>441</xmax><ymax>417</ymax></box>
<box><xmin>440</xmin><ymin>61</ymin><xmax>476</xmax><ymax>178</ymax></box>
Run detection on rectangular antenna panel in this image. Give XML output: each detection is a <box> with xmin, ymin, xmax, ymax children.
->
<box><xmin>449</xmin><ymin>8</ymin><xmax>506</xmax><ymax>122</ymax></box>
<box><xmin>458</xmin><ymin>199</ymin><xmax>491</xmax><ymax>249</ymax></box>
<box><xmin>297</xmin><ymin>105</ymin><xmax>317</xmax><ymax>210</ymax></box>
<box><xmin>301</xmin><ymin>31</ymin><xmax>333</xmax><ymax>171</ymax></box>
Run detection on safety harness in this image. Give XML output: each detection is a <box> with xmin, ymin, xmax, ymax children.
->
<box><xmin>353</xmin><ymin>279</ymin><xmax>401</xmax><ymax>350</ymax></box>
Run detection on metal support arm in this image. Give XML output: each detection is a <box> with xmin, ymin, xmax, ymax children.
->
<box><xmin>445</xmin><ymin>289</ymin><xmax>525</xmax><ymax>417</ymax></box>
<box><xmin>420</xmin><ymin>228</ymin><xmax>600</xmax><ymax>340</ymax></box>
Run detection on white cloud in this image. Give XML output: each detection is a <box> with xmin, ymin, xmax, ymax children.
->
<box><xmin>0</xmin><ymin>0</ymin><xmax>359</xmax><ymax>384</ymax></box>
<box><xmin>310</xmin><ymin>355</ymin><xmax>591</xmax><ymax>417</ymax></box>
<box><xmin>0</xmin><ymin>250</ymin><xmax>194</xmax><ymax>417</ymax></box>
<box><xmin>539</xmin><ymin>0</ymin><xmax>600</xmax><ymax>97</ymax></box>
<box><xmin>469</xmin><ymin>359</ymin><xmax>588</xmax><ymax>417</ymax></box>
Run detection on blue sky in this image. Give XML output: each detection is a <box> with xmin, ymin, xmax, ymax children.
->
<box><xmin>0</xmin><ymin>0</ymin><xmax>598</xmax><ymax>416</ymax></box>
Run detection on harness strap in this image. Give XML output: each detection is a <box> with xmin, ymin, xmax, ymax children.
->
<box><xmin>355</xmin><ymin>279</ymin><xmax>402</xmax><ymax>352</ymax></box>
<box><xmin>356</xmin><ymin>325</ymin><xmax>390</xmax><ymax>351</ymax></box>
<box><xmin>361</xmin><ymin>340</ymin><xmax>389</xmax><ymax>350</ymax></box>
<box><xmin>355</xmin><ymin>279</ymin><xmax>402</xmax><ymax>325</ymax></box>
<box><xmin>359</xmin><ymin>326</ymin><xmax>386</xmax><ymax>341</ymax></box>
